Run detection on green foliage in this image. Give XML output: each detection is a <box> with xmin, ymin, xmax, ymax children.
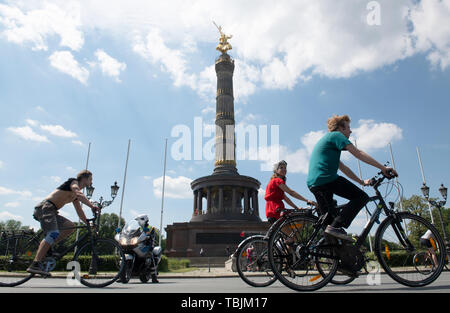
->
<box><xmin>158</xmin><ymin>255</ymin><xmax>169</xmax><ymax>272</ymax></box>
<box><xmin>98</xmin><ymin>213</ymin><xmax>126</xmax><ymax>240</ymax></box>
<box><xmin>399</xmin><ymin>195</ymin><xmax>450</xmax><ymax>244</ymax></box>
<box><xmin>168</xmin><ymin>258</ymin><xmax>190</xmax><ymax>270</ymax></box>
<box><xmin>156</xmin><ymin>256</ymin><xmax>190</xmax><ymax>272</ymax></box>
<box><xmin>0</xmin><ymin>220</ymin><xmax>33</xmax><ymax>233</ymax></box>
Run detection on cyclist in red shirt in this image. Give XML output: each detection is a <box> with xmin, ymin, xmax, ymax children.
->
<box><xmin>265</xmin><ymin>160</ymin><xmax>316</xmax><ymax>224</ymax></box>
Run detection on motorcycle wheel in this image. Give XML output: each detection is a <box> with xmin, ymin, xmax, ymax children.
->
<box><xmin>119</xmin><ymin>260</ymin><xmax>133</xmax><ymax>284</ymax></box>
<box><xmin>139</xmin><ymin>270</ymin><xmax>151</xmax><ymax>283</ymax></box>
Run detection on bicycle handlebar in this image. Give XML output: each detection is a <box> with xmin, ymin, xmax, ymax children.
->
<box><xmin>369</xmin><ymin>167</ymin><xmax>398</xmax><ymax>188</ymax></box>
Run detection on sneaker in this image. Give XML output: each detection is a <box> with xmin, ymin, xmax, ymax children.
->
<box><xmin>324</xmin><ymin>225</ymin><xmax>353</xmax><ymax>242</ymax></box>
<box><xmin>26</xmin><ymin>261</ymin><xmax>51</xmax><ymax>277</ymax></box>
<box><xmin>151</xmin><ymin>274</ymin><xmax>159</xmax><ymax>283</ymax></box>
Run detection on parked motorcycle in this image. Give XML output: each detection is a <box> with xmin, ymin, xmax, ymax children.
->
<box><xmin>115</xmin><ymin>214</ymin><xmax>162</xmax><ymax>283</ymax></box>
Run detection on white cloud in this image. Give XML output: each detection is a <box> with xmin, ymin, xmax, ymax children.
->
<box><xmin>49</xmin><ymin>50</ymin><xmax>89</xmax><ymax>84</ymax></box>
<box><xmin>143</xmin><ymin>176</ymin><xmax>152</xmax><ymax>180</ymax></box>
<box><xmin>66</xmin><ymin>166</ymin><xmax>76</xmax><ymax>173</ymax></box>
<box><xmin>0</xmin><ymin>186</ymin><xmax>32</xmax><ymax>198</ymax></box>
<box><xmin>92</xmin><ymin>49</ymin><xmax>126</xmax><ymax>82</ymax></box>
<box><xmin>0</xmin><ymin>160</ymin><xmax>3</xmax><ymax>169</ymax></box>
<box><xmin>72</xmin><ymin>140</ymin><xmax>84</xmax><ymax>146</ymax></box>
<box><xmin>409</xmin><ymin>0</ymin><xmax>450</xmax><ymax>70</ymax></box>
<box><xmin>133</xmin><ymin>28</ymin><xmax>197</xmax><ymax>90</ymax></box>
<box><xmin>49</xmin><ymin>176</ymin><xmax>61</xmax><ymax>183</ymax></box>
<box><xmin>351</xmin><ymin>119</ymin><xmax>403</xmax><ymax>151</ymax></box>
<box><xmin>256</xmin><ymin>119</ymin><xmax>402</xmax><ymax>174</ymax></box>
<box><xmin>40</xmin><ymin>124</ymin><xmax>77</xmax><ymax>138</ymax></box>
<box><xmin>26</xmin><ymin>119</ymin><xmax>39</xmax><ymax>126</ymax></box>
<box><xmin>0</xmin><ymin>211</ymin><xmax>23</xmax><ymax>221</ymax></box>
<box><xmin>153</xmin><ymin>175</ymin><xmax>192</xmax><ymax>199</ymax></box>
<box><xmin>4</xmin><ymin>201</ymin><xmax>20</xmax><ymax>208</ymax></box>
<box><xmin>255</xmin><ymin>130</ymin><xmax>325</xmax><ymax>174</ymax></box>
<box><xmin>7</xmin><ymin>125</ymin><xmax>49</xmax><ymax>143</ymax></box>
<box><xmin>0</xmin><ymin>2</ymin><xmax>84</xmax><ymax>51</ymax></box>
<box><xmin>1</xmin><ymin>0</ymin><xmax>449</xmax><ymax>98</ymax></box>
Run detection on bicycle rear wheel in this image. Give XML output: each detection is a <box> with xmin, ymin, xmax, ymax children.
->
<box><xmin>0</xmin><ymin>235</ymin><xmax>39</xmax><ymax>287</ymax></box>
<box><xmin>236</xmin><ymin>235</ymin><xmax>277</xmax><ymax>287</ymax></box>
<box><xmin>73</xmin><ymin>238</ymin><xmax>125</xmax><ymax>288</ymax></box>
<box><xmin>375</xmin><ymin>212</ymin><xmax>445</xmax><ymax>287</ymax></box>
<box><xmin>268</xmin><ymin>215</ymin><xmax>338</xmax><ymax>291</ymax></box>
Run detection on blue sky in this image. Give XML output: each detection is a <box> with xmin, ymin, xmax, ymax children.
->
<box><xmin>0</xmin><ymin>0</ymin><xmax>449</xmax><ymax>236</ymax></box>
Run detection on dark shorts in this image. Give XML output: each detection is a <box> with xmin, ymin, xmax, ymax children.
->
<box><xmin>33</xmin><ymin>200</ymin><xmax>70</xmax><ymax>233</ymax></box>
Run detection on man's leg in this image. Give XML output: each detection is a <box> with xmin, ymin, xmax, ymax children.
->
<box><xmin>309</xmin><ymin>186</ymin><xmax>335</xmax><ymax>225</ymax></box>
<box><xmin>328</xmin><ymin>176</ymin><xmax>369</xmax><ymax>229</ymax></box>
<box><xmin>53</xmin><ymin>217</ymin><xmax>75</xmax><ymax>245</ymax></box>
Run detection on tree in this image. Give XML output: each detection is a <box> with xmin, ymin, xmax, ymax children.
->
<box><xmin>398</xmin><ymin>195</ymin><xmax>450</xmax><ymax>246</ymax></box>
<box><xmin>0</xmin><ymin>220</ymin><xmax>33</xmax><ymax>233</ymax></box>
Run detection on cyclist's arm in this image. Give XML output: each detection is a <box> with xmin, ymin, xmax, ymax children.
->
<box><xmin>345</xmin><ymin>144</ymin><xmax>385</xmax><ymax>170</ymax></box>
<box><xmin>283</xmin><ymin>195</ymin><xmax>300</xmax><ymax>210</ymax></box>
<box><xmin>72</xmin><ymin>200</ymin><xmax>88</xmax><ymax>224</ymax></box>
<box><xmin>278</xmin><ymin>184</ymin><xmax>313</xmax><ymax>204</ymax></box>
<box><xmin>339</xmin><ymin>162</ymin><xmax>365</xmax><ymax>185</ymax></box>
<box><xmin>70</xmin><ymin>182</ymin><xmax>97</xmax><ymax>210</ymax></box>
<box><xmin>347</xmin><ymin>144</ymin><xmax>398</xmax><ymax>177</ymax></box>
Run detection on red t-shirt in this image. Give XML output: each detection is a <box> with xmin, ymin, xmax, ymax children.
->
<box><xmin>264</xmin><ymin>177</ymin><xmax>285</xmax><ymax>219</ymax></box>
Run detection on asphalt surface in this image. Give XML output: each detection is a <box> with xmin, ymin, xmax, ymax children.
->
<box><xmin>1</xmin><ymin>271</ymin><xmax>450</xmax><ymax>293</ymax></box>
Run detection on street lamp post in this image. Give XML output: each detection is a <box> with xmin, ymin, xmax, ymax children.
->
<box><xmin>421</xmin><ymin>183</ymin><xmax>448</xmax><ymax>246</ymax></box>
<box><xmin>87</xmin><ymin>181</ymin><xmax>120</xmax><ymax>211</ymax></box>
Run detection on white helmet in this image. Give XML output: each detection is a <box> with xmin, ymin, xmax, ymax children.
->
<box><xmin>135</xmin><ymin>214</ymin><xmax>149</xmax><ymax>228</ymax></box>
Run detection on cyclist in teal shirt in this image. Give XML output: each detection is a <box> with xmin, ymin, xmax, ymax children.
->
<box><xmin>307</xmin><ymin>115</ymin><xmax>397</xmax><ymax>241</ymax></box>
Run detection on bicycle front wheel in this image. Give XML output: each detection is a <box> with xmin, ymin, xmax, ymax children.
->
<box><xmin>0</xmin><ymin>235</ymin><xmax>39</xmax><ymax>287</ymax></box>
<box><xmin>268</xmin><ymin>214</ymin><xmax>338</xmax><ymax>291</ymax></box>
<box><xmin>236</xmin><ymin>235</ymin><xmax>277</xmax><ymax>287</ymax></box>
<box><xmin>375</xmin><ymin>212</ymin><xmax>445</xmax><ymax>287</ymax></box>
<box><xmin>73</xmin><ymin>238</ymin><xmax>125</xmax><ymax>288</ymax></box>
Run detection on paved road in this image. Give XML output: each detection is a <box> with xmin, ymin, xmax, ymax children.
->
<box><xmin>1</xmin><ymin>271</ymin><xmax>450</xmax><ymax>293</ymax></box>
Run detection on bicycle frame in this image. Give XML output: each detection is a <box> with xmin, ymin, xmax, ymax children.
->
<box><xmin>285</xmin><ymin>178</ymin><xmax>415</xmax><ymax>264</ymax></box>
<box><xmin>20</xmin><ymin>211</ymin><xmax>103</xmax><ymax>264</ymax></box>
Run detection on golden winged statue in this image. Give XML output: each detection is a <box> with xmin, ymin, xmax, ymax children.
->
<box><xmin>213</xmin><ymin>21</ymin><xmax>232</xmax><ymax>54</ymax></box>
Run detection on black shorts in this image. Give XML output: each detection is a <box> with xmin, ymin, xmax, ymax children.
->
<box><xmin>33</xmin><ymin>200</ymin><xmax>70</xmax><ymax>233</ymax></box>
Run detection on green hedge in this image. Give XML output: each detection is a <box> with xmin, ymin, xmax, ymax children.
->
<box><xmin>158</xmin><ymin>255</ymin><xmax>169</xmax><ymax>272</ymax></box>
<box><xmin>365</xmin><ymin>251</ymin><xmax>440</xmax><ymax>268</ymax></box>
<box><xmin>168</xmin><ymin>258</ymin><xmax>190</xmax><ymax>271</ymax></box>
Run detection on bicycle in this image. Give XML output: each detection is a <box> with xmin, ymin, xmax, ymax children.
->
<box><xmin>426</xmin><ymin>198</ymin><xmax>450</xmax><ymax>271</ymax></box>
<box><xmin>235</xmin><ymin>234</ymin><xmax>277</xmax><ymax>287</ymax></box>
<box><xmin>235</xmin><ymin>205</ymin><xmax>357</xmax><ymax>287</ymax></box>
<box><xmin>0</xmin><ymin>199</ymin><xmax>125</xmax><ymax>288</ymax></box>
<box><xmin>267</xmin><ymin>169</ymin><xmax>446</xmax><ymax>291</ymax></box>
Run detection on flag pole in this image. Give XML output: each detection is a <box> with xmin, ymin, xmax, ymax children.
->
<box><xmin>416</xmin><ymin>147</ymin><xmax>435</xmax><ymax>224</ymax></box>
<box><xmin>388</xmin><ymin>143</ymin><xmax>403</xmax><ymax>211</ymax></box>
<box><xmin>118</xmin><ymin>139</ymin><xmax>131</xmax><ymax>228</ymax></box>
<box><xmin>75</xmin><ymin>142</ymin><xmax>91</xmax><ymax>253</ymax></box>
<box><xmin>159</xmin><ymin>138</ymin><xmax>168</xmax><ymax>247</ymax></box>
<box><xmin>355</xmin><ymin>140</ymin><xmax>373</xmax><ymax>253</ymax></box>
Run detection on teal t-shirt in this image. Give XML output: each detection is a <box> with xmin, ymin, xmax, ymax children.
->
<box><xmin>307</xmin><ymin>131</ymin><xmax>352</xmax><ymax>188</ymax></box>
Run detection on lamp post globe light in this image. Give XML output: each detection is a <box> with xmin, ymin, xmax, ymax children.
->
<box><xmin>421</xmin><ymin>183</ymin><xmax>430</xmax><ymax>199</ymax></box>
<box><xmin>439</xmin><ymin>184</ymin><xmax>447</xmax><ymax>202</ymax></box>
<box><xmin>421</xmin><ymin>183</ymin><xmax>449</xmax><ymax>248</ymax></box>
<box><xmin>87</xmin><ymin>181</ymin><xmax>120</xmax><ymax>210</ymax></box>
<box><xmin>111</xmin><ymin>181</ymin><xmax>120</xmax><ymax>199</ymax></box>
